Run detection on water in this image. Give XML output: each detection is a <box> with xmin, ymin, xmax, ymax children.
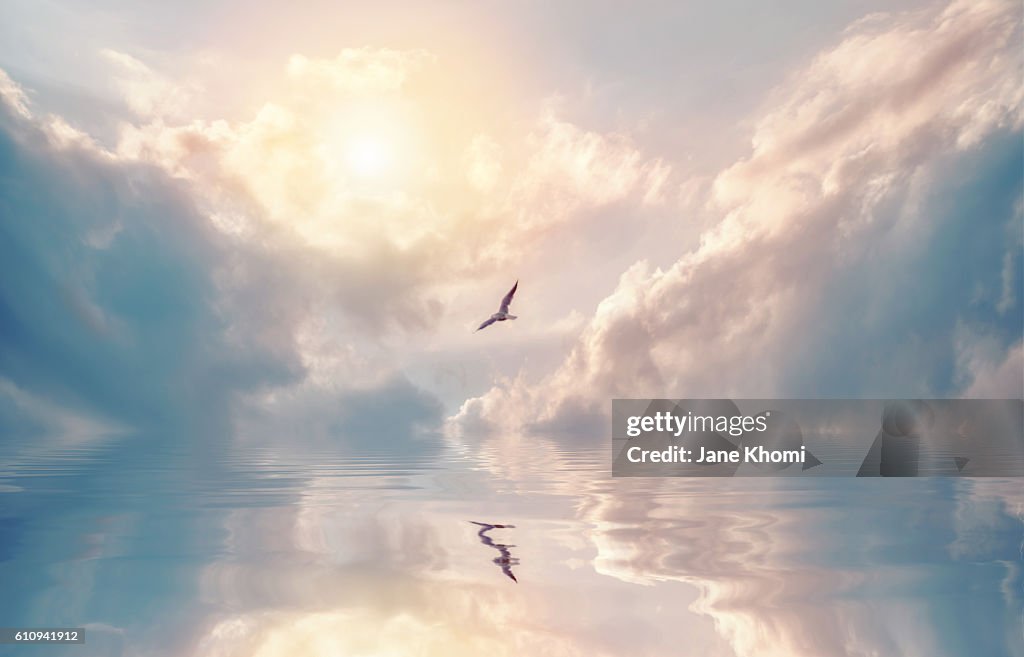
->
<box><xmin>0</xmin><ymin>435</ymin><xmax>1021</xmax><ymax>656</ymax></box>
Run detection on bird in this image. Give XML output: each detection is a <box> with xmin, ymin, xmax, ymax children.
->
<box><xmin>476</xmin><ymin>280</ymin><xmax>518</xmax><ymax>332</ymax></box>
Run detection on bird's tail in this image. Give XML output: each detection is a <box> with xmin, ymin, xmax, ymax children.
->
<box><xmin>507</xmin><ymin>315</ymin><xmax>517</xmax><ymax>320</ymax></box>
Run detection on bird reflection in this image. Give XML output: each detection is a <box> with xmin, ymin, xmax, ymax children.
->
<box><xmin>470</xmin><ymin>521</ymin><xmax>520</xmax><ymax>583</ymax></box>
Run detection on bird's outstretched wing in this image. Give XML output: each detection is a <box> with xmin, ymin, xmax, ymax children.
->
<box><xmin>476</xmin><ymin>317</ymin><xmax>497</xmax><ymax>331</ymax></box>
<box><xmin>498</xmin><ymin>280</ymin><xmax>518</xmax><ymax>313</ymax></box>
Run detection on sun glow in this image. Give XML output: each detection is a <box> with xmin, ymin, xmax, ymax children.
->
<box><xmin>345</xmin><ymin>134</ymin><xmax>393</xmax><ymax>177</ymax></box>
<box><xmin>191</xmin><ymin>46</ymin><xmax>514</xmax><ymax>252</ymax></box>
<box><xmin>315</xmin><ymin>99</ymin><xmax>419</xmax><ymax>193</ymax></box>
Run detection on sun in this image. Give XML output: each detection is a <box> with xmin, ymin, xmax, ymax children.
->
<box><xmin>314</xmin><ymin>101</ymin><xmax>420</xmax><ymax>198</ymax></box>
<box><xmin>345</xmin><ymin>134</ymin><xmax>394</xmax><ymax>178</ymax></box>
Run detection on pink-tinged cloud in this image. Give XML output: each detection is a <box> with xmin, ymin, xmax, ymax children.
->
<box><xmin>450</xmin><ymin>0</ymin><xmax>1023</xmax><ymax>439</ymax></box>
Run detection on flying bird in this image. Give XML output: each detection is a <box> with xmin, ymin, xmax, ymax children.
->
<box><xmin>476</xmin><ymin>280</ymin><xmax>518</xmax><ymax>332</ymax></box>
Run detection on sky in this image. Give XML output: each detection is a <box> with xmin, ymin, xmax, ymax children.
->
<box><xmin>0</xmin><ymin>0</ymin><xmax>1021</xmax><ymax>455</ymax></box>
<box><xmin>1</xmin><ymin>3</ymin><xmax>1023</xmax><ymax>657</ymax></box>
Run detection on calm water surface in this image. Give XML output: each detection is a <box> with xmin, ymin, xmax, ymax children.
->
<box><xmin>0</xmin><ymin>435</ymin><xmax>1021</xmax><ymax>657</ymax></box>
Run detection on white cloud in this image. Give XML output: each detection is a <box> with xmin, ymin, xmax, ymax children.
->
<box><xmin>286</xmin><ymin>47</ymin><xmax>435</xmax><ymax>95</ymax></box>
<box><xmin>450</xmin><ymin>0</ymin><xmax>1023</xmax><ymax>437</ymax></box>
<box><xmin>0</xmin><ymin>68</ymin><xmax>30</xmax><ymax>118</ymax></box>
<box><xmin>101</xmin><ymin>48</ymin><xmax>196</xmax><ymax>119</ymax></box>
<box><xmin>958</xmin><ymin>339</ymin><xmax>1023</xmax><ymax>398</ymax></box>
<box><xmin>104</xmin><ymin>46</ymin><xmax>673</xmax><ymax>348</ymax></box>
<box><xmin>512</xmin><ymin>108</ymin><xmax>671</xmax><ymax>216</ymax></box>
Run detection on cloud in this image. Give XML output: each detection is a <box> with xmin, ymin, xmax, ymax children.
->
<box><xmin>451</xmin><ymin>0</ymin><xmax>1023</xmax><ymax>439</ymax></box>
<box><xmin>286</xmin><ymin>48</ymin><xmax>435</xmax><ymax>95</ymax></box>
<box><xmin>958</xmin><ymin>338</ymin><xmax>1023</xmax><ymax>398</ymax></box>
<box><xmin>0</xmin><ymin>69</ymin><xmax>29</xmax><ymax>119</ymax></box>
<box><xmin>101</xmin><ymin>49</ymin><xmax>196</xmax><ymax>119</ymax></box>
<box><xmin>235</xmin><ymin>374</ymin><xmax>445</xmax><ymax>458</ymax></box>
<box><xmin>0</xmin><ymin>71</ymin><xmax>451</xmax><ymax>450</ymax></box>
<box><xmin>0</xmin><ymin>377</ymin><xmax>124</xmax><ymax>449</ymax></box>
<box><xmin>512</xmin><ymin>108</ymin><xmax>671</xmax><ymax>216</ymax></box>
<box><xmin>0</xmin><ymin>84</ymin><xmax>301</xmax><ymax>435</ymax></box>
<box><xmin>107</xmin><ymin>46</ymin><xmax>673</xmax><ymax>339</ymax></box>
